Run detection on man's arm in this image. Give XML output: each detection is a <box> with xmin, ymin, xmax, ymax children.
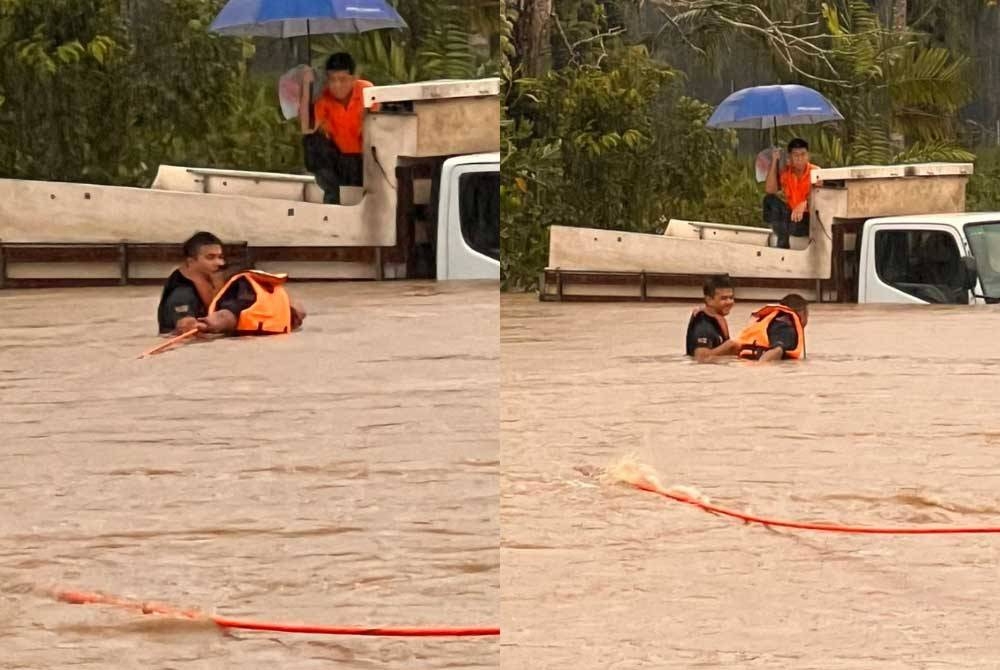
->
<box><xmin>790</xmin><ymin>200</ymin><xmax>808</xmax><ymax>223</ymax></box>
<box><xmin>792</xmin><ymin>164</ymin><xmax>822</xmax><ymax>223</ymax></box>
<box><xmin>757</xmin><ymin>346</ymin><xmax>785</xmax><ymax>363</ymax></box>
<box><xmin>198</xmin><ymin>310</ymin><xmax>238</xmax><ymax>334</ymax></box>
<box><xmin>693</xmin><ymin>339</ymin><xmax>740</xmax><ymax>363</ymax></box>
<box><xmin>757</xmin><ymin>317</ymin><xmax>797</xmax><ymax>362</ymax></box>
<box><xmin>198</xmin><ymin>277</ymin><xmax>254</xmax><ymax>334</ymax></box>
<box><xmin>690</xmin><ymin>319</ymin><xmax>740</xmax><ymax>362</ymax></box>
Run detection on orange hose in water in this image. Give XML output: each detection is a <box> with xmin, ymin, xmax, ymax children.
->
<box><xmin>614</xmin><ymin>464</ymin><xmax>1000</xmax><ymax>535</ymax></box>
<box><xmin>138</xmin><ymin>328</ymin><xmax>199</xmax><ymax>358</ymax></box>
<box><xmin>54</xmin><ymin>589</ymin><xmax>499</xmax><ymax>637</ymax></box>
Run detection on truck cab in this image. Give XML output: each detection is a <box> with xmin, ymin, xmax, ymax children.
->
<box><xmin>857</xmin><ymin>214</ymin><xmax>999</xmax><ymax>305</ymax></box>
<box><xmin>435</xmin><ymin>153</ymin><xmax>500</xmax><ymax>280</ymax></box>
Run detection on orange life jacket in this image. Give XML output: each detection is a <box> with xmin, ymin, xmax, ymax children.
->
<box><xmin>735</xmin><ymin>305</ymin><xmax>805</xmax><ymax>360</ymax></box>
<box><xmin>208</xmin><ymin>270</ymin><xmax>292</xmax><ymax>335</ymax></box>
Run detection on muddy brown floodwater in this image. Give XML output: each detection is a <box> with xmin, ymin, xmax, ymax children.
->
<box><xmin>501</xmin><ymin>294</ymin><xmax>1000</xmax><ymax>669</ymax></box>
<box><xmin>0</xmin><ymin>281</ymin><xmax>498</xmax><ymax>669</ymax></box>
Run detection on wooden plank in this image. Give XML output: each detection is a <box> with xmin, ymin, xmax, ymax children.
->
<box><xmin>249</xmin><ymin>246</ymin><xmax>376</xmax><ymax>263</ymax></box>
<box><xmin>125</xmin><ymin>242</ymin><xmax>249</xmax><ymax>262</ymax></box>
<box><xmin>540</xmin><ymin>269</ymin><xmax>820</xmax><ymax>303</ymax></box>
<box><xmin>544</xmin><ymin>270</ymin><xmax>817</xmax><ymax>290</ymax></box>
<box><xmin>1</xmin><ymin>244</ymin><xmax>122</xmax><ymax>263</ymax></box>
<box><xmin>1</xmin><ymin>278</ymin><xmax>123</xmax><ymax>289</ymax></box>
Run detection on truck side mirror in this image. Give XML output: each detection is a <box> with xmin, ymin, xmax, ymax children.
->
<box><xmin>960</xmin><ymin>256</ymin><xmax>978</xmax><ymax>291</ymax></box>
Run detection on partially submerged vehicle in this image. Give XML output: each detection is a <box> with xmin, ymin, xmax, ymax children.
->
<box><xmin>0</xmin><ymin>78</ymin><xmax>500</xmax><ymax>288</ymax></box>
<box><xmin>540</xmin><ymin>162</ymin><xmax>1000</xmax><ymax>304</ymax></box>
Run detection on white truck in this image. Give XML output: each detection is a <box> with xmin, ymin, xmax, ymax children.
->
<box><xmin>540</xmin><ymin>162</ymin><xmax>1000</xmax><ymax>305</ymax></box>
<box><xmin>0</xmin><ymin>78</ymin><xmax>500</xmax><ymax>288</ymax></box>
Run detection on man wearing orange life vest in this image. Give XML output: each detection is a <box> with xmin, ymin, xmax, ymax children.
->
<box><xmin>157</xmin><ymin>231</ymin><xmax>306</xmax><ymax>337</ymax></box>
<box><xmin>685</xmin><ymin>274</ymin><xmax>741</xmax><ymax>362</ymax></box>
<box><xmin>764</xmin><ymin>138</ymin><xmax>820</xmax><ymax>249</ymax></box>
<box><xmin>735</xmin><ymin>293</ymin><xmax>808</xmax><ymax>362</ymax></box>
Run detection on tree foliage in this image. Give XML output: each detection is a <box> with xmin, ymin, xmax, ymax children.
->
<box><xmin>0</xmin><ymin>0</ymin><xmax>499</xmax><ymax>186</ymax></box>
<box><xmin>316</xmin><ymin>1</ymin><xmax>500</xmax><ymax>84</ymax></box>
<box><xmin>501</xmin><ymin>3</ymin><xmax>753</xmax><ymax>290</ymax></box>
<box><xmin>0</xmin><ymin>0</ymin><xmax>300</xmax><ymax>185</ymax></box>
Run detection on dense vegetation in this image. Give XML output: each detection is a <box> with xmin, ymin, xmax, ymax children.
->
<box><xmin>0</xmin><ymin>0</ymin><xmax>498</xmax><ymax>185</ymax></box>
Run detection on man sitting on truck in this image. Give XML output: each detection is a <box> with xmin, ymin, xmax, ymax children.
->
<box><xmin>300</xmin><ymin>52</ymin><xmax>376</xmax><ymax>205</ymax></box>
<box><xmin>763</xmin><ymin>138</ymin><xmax>820</xmax><ymax>249</ymax></box>
<box><xmin>735</xmin><ymin>293</ymin><xmax>808</xmax><ymax>362</ymax></box>
<box><xmin>157</xmin><ymin>231</ymin><xmax>306</xmax><ymax>336</ymax></box>
<box><xmin>685</xmin><ymin>274</ymin><xmax>741</xmax><ymax>362</ymax></box>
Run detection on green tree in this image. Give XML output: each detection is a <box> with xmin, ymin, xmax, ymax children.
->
<box><xmin>501</xmin><ymin>3</ymin><xmax>745</xmax><ymax>289</ymax></box>
<box><xmin>0</xmin><ymin>0</ymin><xmax>301</xmax><ymax>185</ymax></box>
<box><xmin>315</xmin><ymin>1</ymin><xmax>500</xmax><ymax>84</ymax></box>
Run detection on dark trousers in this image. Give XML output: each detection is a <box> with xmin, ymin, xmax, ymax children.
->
<box><xmin>303</xmin><ymin>133</ymin><xmax>363</xmax><ymax>204</ymax></box>
<box><xmin>762</xmin><ymin>194</ymin><xmax>809</xmax><ymax>249</ymax></box>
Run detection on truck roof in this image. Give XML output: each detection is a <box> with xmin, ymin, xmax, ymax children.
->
<box><xmin>868</xmin><ymin>212</ymin><xmax>1000</xmax><ymax>226</ymax></box>
<box><xmin>444</xmin><ymin>152</ymin><xmax>500</xmax><ymax>167</ymax></box>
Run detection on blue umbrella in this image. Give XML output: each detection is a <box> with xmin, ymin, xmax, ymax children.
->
<box><xmin>707</xmin><ymin>84</ymin><xmax>844</xmax><ymax>131</ymax></box>
<box><xmin>210</xmin><ymin>0</ymin><xmax>408</xmax><ymax>55</ymax></box>
<box><xmin>210</xmin><ymin>0</ymin><xmax>408</xmax><ymax>126</ymax></box>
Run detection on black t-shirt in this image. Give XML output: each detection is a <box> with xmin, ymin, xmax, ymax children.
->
<box><xmin>686</xmin><ymin>311</ymin><xmax>726</xmax><ymax>356</ymax></box>
<box><xmin>766</xmin><ymin>313</ymin><xmax>799</xmax><ymax>356</ymax></box>
<box><xmin>157</xmin><ymin>270</ymin><xmax>207</xmax><ymax>334</ymax></box>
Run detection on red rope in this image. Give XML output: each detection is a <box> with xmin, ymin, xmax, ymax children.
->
<box><xmin>633</xmin><ymin>480</ymin><xmax>1000</xmax><ymax>535</ymax></box>
<box><xmin>138</xmin><ymin>328</ymin><xmax>198</xmax><ymax>358</ymax></box>
<box><xmin>54</xmin><ymin>589</ymin><xmax>499</xmax><ymax>637</ymax></box>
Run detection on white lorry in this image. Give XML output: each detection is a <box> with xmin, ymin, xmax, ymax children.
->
<box><xmin>540</xmin><ymin>162</ymin><xmax>1000</xmax><ymax>305</ymax></box>
<box><xmin>0</xmin><ymin>78</ymin><xmax>500</xmax><ymax>288</ymax></box>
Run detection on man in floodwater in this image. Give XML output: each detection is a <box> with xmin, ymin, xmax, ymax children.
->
<box><xmin>157</xmin><ymin>231</ymin><xmax>226</xmax><ymax>335</ymax></box>
<box><xmin>685</xmin><ymin>274</ymin><xmax>740</xmax><ymax>362</ymax></box>
<box><xmin>763</xmin><ymin>138</ymin><xmax>820</xmax><ymax>249</ymax></box>
<box><xmin>735</xmin><ymin>293</ymin><xmax>808</xmax><ymax>362</ymax></box>
<box><xmin>157</xmin><ymin>231</ymin><xmax>306</xmax><ymax>336</ymax></box>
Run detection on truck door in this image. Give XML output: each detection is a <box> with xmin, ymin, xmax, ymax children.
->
<box><xmin>861</xmin><ymin>223</ymin><xmax>971</xmax><ymax>304</ymax></box>
<box><xmin>437</xmin><ymin>162</ymin><xmax>500</xmax><ymax>280</ymax></box>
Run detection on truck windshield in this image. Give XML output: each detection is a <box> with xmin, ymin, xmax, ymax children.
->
<box><xmin>965</xmin><ymin>222</ymin><xmax>1000</xmax><ymax>301</ymax></box>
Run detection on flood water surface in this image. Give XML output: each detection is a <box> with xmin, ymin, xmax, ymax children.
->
<box><xmin>501</xmin><ymin>294</ymin><xmax>1000</xmax><ymax>669</ymax></box>
<box><xmin>0</xmin><ymin>281</ymin><xmax>499</xmax><ymax>669</ymax></box>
